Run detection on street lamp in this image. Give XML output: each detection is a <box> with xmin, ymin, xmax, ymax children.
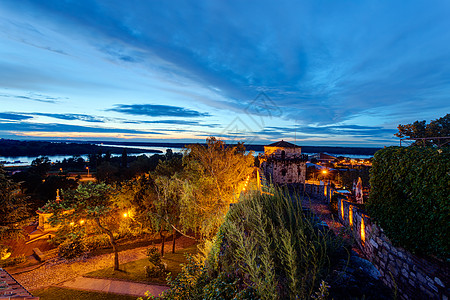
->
<box><xmin>86</xmin><ymin>166</ymin><xmax>90</xmax><ymax>177</ymax></box>
<box><xmin>322</xmin><ymin>170</ymin><xmax>329</xmax><ymax>185</ymax></box>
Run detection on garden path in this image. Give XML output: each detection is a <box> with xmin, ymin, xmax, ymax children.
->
<box><xmin>58</xmin><ymin>276</ymin><xmax>168</xmax><ymax>297</ymax></box>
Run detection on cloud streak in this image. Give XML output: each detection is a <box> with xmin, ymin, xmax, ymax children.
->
<box><xmin>109</xmin><ymin>104</ymin><xmax>210</xmax><ymax>118</ymax></box>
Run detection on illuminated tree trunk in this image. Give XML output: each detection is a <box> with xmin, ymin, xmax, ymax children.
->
<box><xmin>95</xmin><ymin>217</ymin><xmax>119</xmax><ymax>270</ymax></box>
<box><xmin>160</xmin><ymin>227</ymin><xmax>166</xmax><ymax>257</ymax></box>
<box><xmin>172</xmin><ymin>228</ymin><xmax>176</xmax><ymax>253</ymax></box>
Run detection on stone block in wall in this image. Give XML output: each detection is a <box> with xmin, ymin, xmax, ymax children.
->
<box><xmin>388</xmin><ymin>262</ymin><xmax>399</xmax><ymax>276</ymax></box>
<box><xmin>401</xmin><ymin>268</ymin><xmax>409</xmax><ymax>278</ymax></box>
<box><xmin>427</xmin><ymin>282</ymin><xmax>438</xmax><ymax>293</ymax></box>
<box><xmin>434</xmin><ymin>277</ymin><xmax>444</xmax><ymax>288</ymax></box>
<box><xmin>369</xmin><ymin>238</ymin><xmax>378</xmax><ymax>249</ymax></box>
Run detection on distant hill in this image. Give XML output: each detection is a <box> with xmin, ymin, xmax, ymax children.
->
<box><xmin>0</xmin><ymin>139</ymin><xmax>162</xmax><ymax>157</ymax></box>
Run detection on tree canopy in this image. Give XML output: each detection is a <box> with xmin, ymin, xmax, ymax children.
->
<box><xmin>0</xmin><ymin>166</ymin><xmax>29</xmax><ymax>240</ymax></box>
<box><xmin>46</xmin><ymin>182</ymin><xmax>128</xmax><ymax>270</ymax></box>
<box><xmin>180</xmin><ymin>137</ymin><xmax>255</xmax><ymax>239</ymax></box>
<box><xmin>395</xmin><ymin>113</ymin><xmax>449</xmax><ymax>146</ymax></box>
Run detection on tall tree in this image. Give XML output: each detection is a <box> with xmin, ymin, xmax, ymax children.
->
<box><xmin>153</xmin><ymin>175</ymin><xmax>183</xmax><ymax>256</ymax></box>
<box><xmin>0</xmin><ymin>166</ymin><xmax>29</xmax><ymax>240</ymax></box>
<box><xmin>46</xmin><ymin>182</ymin><xmax>123</xmax><ymax>270</ymax></box>
<box><xmin>395</xmin><ymin>113</ymin><xmax>450</xmax><ymax>146</ymax></box>
<box><xmin>181</xmin><ymin>137</ymin><xmax>255</xmax><ymax>239</ymax></box>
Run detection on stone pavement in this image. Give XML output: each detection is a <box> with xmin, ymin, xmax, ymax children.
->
<box><xmin>58</xmin><ymin>276</ymin><xmax>169</xmax><ymax>297</ymax></box>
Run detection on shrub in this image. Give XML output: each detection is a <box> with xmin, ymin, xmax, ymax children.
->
<box><xmin>145</xmin><ymin>265</ymin><xmax>166</xmax><ymax>278</ymax></box>
<box><xmin>145</xmin><ymin>247</ymin><xmax>166</xmax><ymax>278</ymax></box>
<box><xmin>367</xmin><ymin>146</ymin><xmax>450</xmax><ymax>259</ymax></box>
<box><xmin>0</xmin><ymin>254</ymin><xmax>26</xmax><ymax>267</ymax></box>
<box><xmin>146</xmin><ymin>247</ymin><xmax>162</xmax><ymax>266</ymax></box>
<box><xmin>83</xmin><ymin>234</ymin><xmax>110</xmax><ymax>250</ymax></box>
<box><xmin>0</xmin><ymin>245</ymin><xmax>11</xmax><ymax>260</ymax></box>
<box><xmin>58</xmin><ymin>239</ymin><xmax>86</xmax><ymax>259</ymax></box>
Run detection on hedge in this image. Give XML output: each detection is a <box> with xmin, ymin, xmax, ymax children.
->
<box><xmin>367</xmin><ymin>146</ymin><xmax>449</xmax><ymax>259</ymax></box>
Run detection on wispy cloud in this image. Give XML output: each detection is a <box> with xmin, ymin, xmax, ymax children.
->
<box><xmin>0</xmin><ymin>112</ymin><xmax>33</xmax><ymax>121</ymax></box>
<box><xmin>0</xmin><ymin>121</ymin><xmax>163</xmax><ymax>135</ymax></box>
<box><xmin>0</xmin><ymin>92</ymin><xmax>66</xmax><ymax>103</ymax></box>
<box><xmin>109</xmin><ymin>104</ymin><xmax>210</xmax><ymax>118</ymax></box>
<box><xmin>33</xmin><ymin>112</ymin><xmax>106</xmax><ymax>123</ymax></box>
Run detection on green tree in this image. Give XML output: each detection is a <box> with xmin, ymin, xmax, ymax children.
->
<box><xmin>153</xmin><ymin>175</ymin><xmax>183</xmax><ymax>256</ymax></box>
<box><xmin>46</xmin><ymin>182</ymin><xmax>124</xmax><ymax>270</ymax></box>
<box><xmin>181</xmin><ymin>137</ymin><xmax>255</xmax><ymax>239</ymax></box>
<box><xmin>0</xmin><ymin>166</ymin><xmax>29</xmax><ymax>240</ymax></box>
<box><xmin>395</xmin><ymin>113</ymin><xmax>449</xmax><ymax>146</ymax></box>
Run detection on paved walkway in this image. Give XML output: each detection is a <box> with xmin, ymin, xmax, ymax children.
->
<box><xmin>58</xmin><ymin>276</ymin><xmax>169</xmax><ymax>297</ymax></box>
<box><xmin>300</xmin><ymin>194</ymin><xmax>343</xmax><ymax>234</ymax></box>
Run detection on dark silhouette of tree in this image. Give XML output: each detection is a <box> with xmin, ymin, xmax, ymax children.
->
<box><xmin>0</xmin><ymin>166</ymin><xmax>29</xmax><ymax>240</ymax></box>
<box><xmin>395</xmin><ymin>114</ymin><xmax>449</xmax><ymax>146</ymax></box>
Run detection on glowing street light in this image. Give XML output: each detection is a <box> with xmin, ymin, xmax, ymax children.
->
<box><xmin>86</xmin><ymin>166</ymin><xmax>90</xmax><ymax>177</ymax></box>
<box><xmin>79</xmin><ymin>220</ymin><xmax>85</xmax><ymax>225</ymax></box>
<box><xmin>123</xmin><ymin>212</ymin><xmax>128</xmax><ymax>218</ymax></box>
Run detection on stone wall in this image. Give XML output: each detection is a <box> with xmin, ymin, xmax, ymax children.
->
<box><xmin>287</xmin><ymin>183</ymin><xmax>332</xmax><ymax>202</ymax></box>
<box><xmin>268</xmin><ymin>160</ymin><xmax>306</xmax><ymax>184</ymax></box>
<box><xmin>338</xmin><ymin>198</ymin><xmax>449</xmax><ymax>300</ymax></box>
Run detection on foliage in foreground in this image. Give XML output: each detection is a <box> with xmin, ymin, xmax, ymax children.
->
<box><xmin>162</xmin><ymin>189</ymin><xmax>347</xmax><ymax>300</ymax></box>
<box><xmin>367</xmin><ymin>146</ymin><xmax>450</xmax><ymax>259</ymax></box>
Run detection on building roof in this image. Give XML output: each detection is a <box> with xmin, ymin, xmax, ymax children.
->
<box><xmin>266</xmin><ymin>140</ymin><xmax>298</xmax><ymax>148</ymax></box>
<box><xmin>318</xmin><ymin>152</ymin><xmax>337</xmax><ymax>160</ymax></box>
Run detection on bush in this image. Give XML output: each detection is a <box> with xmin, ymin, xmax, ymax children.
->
<box><xmin>0</xmin><ymin>254</ymin><xmax>26</xmax><ymax>267</ymax></box>
<box><xmin>367</xmin><ymin>146</ymin><xmax>450</xmax><ymax>259</ymax></box>
<box><xmin>58</xmin><ymin>239</ymin><xmax>86</xmax><ymax>259</ymax></box>
<box><xmin>83</xmin><ymin>234</ymin><xmax>111</xmax><ymax>250</ymax></box>
<box><xmin>0</xmin><ymin>245</ymin><xmax>11</xmax><ymax>260</ymax></box>
<box><xmin>145</xmin><ymin>247</ymin><xmax>165</xmax><ymax>278</ymax></box>
<box><xmin>144</xmin><ymin>265</ymin><xmax>166</xmax><ymax>278</ymax></box>
<box><xmin>146</xmin><ymin>247</ymin><xmax>162</xmax><ymax>266</ymax></box>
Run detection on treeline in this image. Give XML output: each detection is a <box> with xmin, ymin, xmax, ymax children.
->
<box><xmin>0</xmin><ymin>139</ymin><xmax>160</xmax><ymax>157</ymax></box>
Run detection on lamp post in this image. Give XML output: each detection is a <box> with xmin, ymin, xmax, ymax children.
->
<box><xmin>322</xmin><ymin>169</ymin><xmax>328</xmax><ymax>185</ymax></box>
<box><xmin>86</xmin><ymin>166</ymin><xmax>90</xmax><ymax>177</ymax></box>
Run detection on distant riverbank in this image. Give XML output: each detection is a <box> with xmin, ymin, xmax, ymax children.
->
<box><xmin>93</xmin><ymin>140</ymin><xmax>381</xmax><ymax>156</ymax></box>
<box><xmin>0</xmin><ymin>139</ymin><xmax>379</xmax><ymax>166</ymax></box>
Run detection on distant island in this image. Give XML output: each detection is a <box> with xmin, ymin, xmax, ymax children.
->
<box><xmin>0</xmin><ymin>139</ymin><xmax>162</xmax><ymax>157</ymax></box>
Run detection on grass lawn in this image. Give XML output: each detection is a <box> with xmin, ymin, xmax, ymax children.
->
<box><xmin>84</xmin><ymin>244</ymin><xmax>197</xmax><ymax>285</ymax></box>
<box><xmin>32</xmin><ymin>286</ymin><xmax>137</xmax><ymax>300</ymax></box>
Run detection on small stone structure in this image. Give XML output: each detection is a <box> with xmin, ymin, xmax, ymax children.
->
<box><xmin>260</xmin><ymin>140</ymin><xmax>308</xmax><ymax>184</ymax></box>
<box><xmin>338</xmin><ymin>198</ymin><xmax>449</xmax><ymax>300</ymax></box>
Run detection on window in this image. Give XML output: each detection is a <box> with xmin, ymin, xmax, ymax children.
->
<box><xmin>281</xmin><ymin>169</ymin><xmax>287</xmax><ymax>176</ymax></box>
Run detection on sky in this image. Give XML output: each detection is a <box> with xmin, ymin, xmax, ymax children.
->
<box><xmin>0</xmin><ymin>0</ymin><xmax>449</xmax><ymax>147</ymax></box>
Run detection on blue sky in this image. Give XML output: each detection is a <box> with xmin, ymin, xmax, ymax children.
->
<box><xmin>0</xmin><ymin>0</ymin><xmax>449</xmax><ymax>146</ymax></box>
